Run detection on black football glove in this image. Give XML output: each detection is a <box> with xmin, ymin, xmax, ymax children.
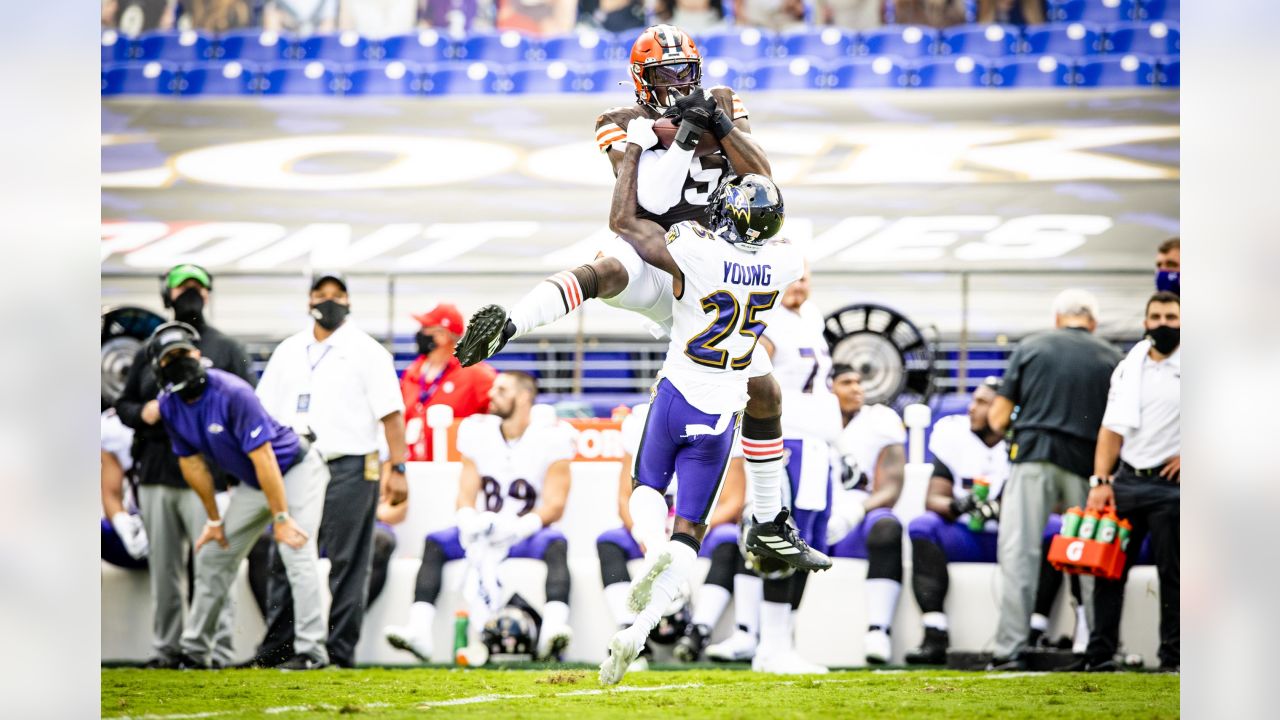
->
<box><xmin>664</xmin><ymin>87</ymin><xmax>717</xmax><ymax>120</ymax></box>
<box><xmin>949</xmin><ymin>494</ymin><xmax>978</xmax><ymax>519</ymax></box>
<box><xmin>974</xmin><ymin>499</ymin><xmax>1000</xmax><ymax>522</ymax></box>
<box><xmin>674</xmin><ymin>106</ymin><xmax>712</xmax><ymax>151</ymax></box>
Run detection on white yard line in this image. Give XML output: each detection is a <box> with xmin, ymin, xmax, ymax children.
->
<box><xmin>418</xmin><ymin>693</ymin><xmax>536</xmax><ymax>708</ymax></box>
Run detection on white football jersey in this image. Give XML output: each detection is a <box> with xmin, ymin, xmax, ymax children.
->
<box><xmin>764</xmin><ymin>300</ymin><xmax>841</xmax><ymax>444</ymax></box>
<box><xmin>927</xmin><ymin>414</ymin><xmax>1010</xmax><ymax>501</ymax></box>
<box><xmin>660</xmin><ymin>221</ymin><xmax>803</xmax><ymax>415</ymax></box>
<box><xmin>456</xmin><ymin>414</ymin><xmax>577</xmax><ymax>518</ymax></box>
<box><xmin>835</xmin><ymin>404</ymin><xmax>906</xmax><ymax>502</ymax></box>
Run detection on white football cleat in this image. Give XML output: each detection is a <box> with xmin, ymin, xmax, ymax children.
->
<box><xmin>538</xmin><ymin>622</ymin><xmax>572</xmax><ymax>661</ymax></box>
<box><xmin>706</xmin><ymin>629</ymin><xmax>757</xmax><ymax>662</ymax></box>
<box><xmin>384</xmin><ymin>625</ymin><xmax>432</xmax><ymax>663</ymax></box>
<box><xmin>598</xmin><ymin>629</ymin><xmax>643</xmax><ymax>686</ymax></box>
<box><xmin>626</xmin><ymin>551</ymin><xmax>672</xmax><ymax>614</ymax></box>
<box><xmin>752</xmin><ymin>650</ymin><xmax>829</xmax><ymax>675</ymax></box>
<box><xmin>864</xmin><ymin>629</ymin><xmax>891</xmax><ymax>665</ymax></box>
<box><xmin>627</xmin><ymin>655</ymin><xmax>650</xmax><ymax>674</ymax></box>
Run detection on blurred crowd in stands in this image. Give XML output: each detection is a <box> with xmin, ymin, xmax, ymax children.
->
<box><xmin>103</xmin><ymin>0</ymin><xmax>1051</xmax><ymax>39</ymax></box>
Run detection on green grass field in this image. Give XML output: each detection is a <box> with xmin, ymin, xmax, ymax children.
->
<box><xmin>102</xmin><ymin>666</ymin><xmax>1179</xmax><ymax>719</ymax></box>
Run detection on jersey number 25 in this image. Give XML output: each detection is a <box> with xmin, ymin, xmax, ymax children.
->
<box><xmin>685</xmin><ymin>290</ymin><xmax>778</xmax><ymax>370</ymax></box>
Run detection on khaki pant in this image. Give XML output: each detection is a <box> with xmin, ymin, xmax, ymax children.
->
<box><xmin>994</xmin><ymin>461</ymin><xmax>1094</xmax><ymax>659</ymax></box>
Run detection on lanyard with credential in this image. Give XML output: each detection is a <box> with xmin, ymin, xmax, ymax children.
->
<box><xmin>418</xmin><ymin>364</ymin><xmax>450</xmax><ymax>405</ymax></box>
<box><xmin>297</xmin><ymin>344</ymin><xmax>334</xmax><ymax>418</ymax></box>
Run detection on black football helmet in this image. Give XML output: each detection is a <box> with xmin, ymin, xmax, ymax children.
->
<box><xmin>481</xmin><ymin>606</ymin><xmax>539</xmax><ymax>659</ymax></box>
<box><xmin>704</xmin><ymin>174</ymin><xmax>785</xmax><ymax>252</ymax></box>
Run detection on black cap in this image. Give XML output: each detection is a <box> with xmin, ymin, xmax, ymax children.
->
<box><xmin>310</xmin><ymin>271</ymin><xmax>348</xmax><ymax>293</ymax></box>
<box><xmin>831</xmin><ymin>363</ymin><xmax>859</xmax><ymax>380</ymax></box>
<box><xmin>146</xmin><ymin>321</ymin><xmax>202</xmax><ymax>372</ymax></box>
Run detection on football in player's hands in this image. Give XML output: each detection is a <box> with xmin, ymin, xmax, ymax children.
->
<box><xmin>653</xmin><ymin>116</ymin><xmax>721</xmax><ymax>158</ymax></box>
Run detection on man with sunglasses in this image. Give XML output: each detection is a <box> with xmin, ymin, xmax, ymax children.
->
<box><xmin>457</xmin><ymin>24</ymin><xmax>829</xmax><ymax>573</ymax></box>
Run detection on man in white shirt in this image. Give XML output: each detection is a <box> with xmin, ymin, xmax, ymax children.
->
<box><xmin>249</xmin><ymin>271</ymin><xmax>409</xmax><ymax>669</ymax></box>
<box><xmin>1080</xmin><ymin>291</ymin><xmax>1181</xmax><ymax>672</ymax></box>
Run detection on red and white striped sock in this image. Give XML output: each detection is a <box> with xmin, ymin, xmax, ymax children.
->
<box><xmin>508</xmin><ymin>270</ymin><xmax>585</xmax><ymax>338</ymax></box>
<box><xmin>741</xmin><ymin>436</ymin><xmax>784</xmax><ymax>521</ymax></box>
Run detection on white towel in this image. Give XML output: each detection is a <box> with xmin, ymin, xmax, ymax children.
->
<box><xmin>1101</xmin><ymin>339</ymin><xmax>1150</xmax><ymax>435</ymax></box>
<box><xmin>462</xmin><ymin>537</ymin><xmax>511</xmax><ymax>628</ymax></box>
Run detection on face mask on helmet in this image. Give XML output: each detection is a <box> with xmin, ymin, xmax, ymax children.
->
<box><xmin>644</xmin><ymin>62</ymin><xmax>701</xmax><ymax>107</ymax></box>
<box><xmin>706</xmin><ymin>175</ymin><xmax>786</xmax><ymax>252</ymax></box>
<box><xmin>160</xmin><ymin>354</ymin><xmax>207</xmax><ymax>401</ymax></box>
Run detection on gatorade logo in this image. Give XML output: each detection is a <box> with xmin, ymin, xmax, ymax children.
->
<box><xmin>1066</xmin><ymin>540</ymin><xmax>1085</xmax><ymax>562</ymax></box>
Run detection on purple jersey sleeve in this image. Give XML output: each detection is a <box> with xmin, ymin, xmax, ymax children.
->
<box><xmin>226</xmin><ymin>381</ymin><xmax>277</xmax><ymax>456</ymax></box>
<box><xmin>160</xmin><ymin>394</ymin><xmax>198</xmax><ymax>457</ymax></box>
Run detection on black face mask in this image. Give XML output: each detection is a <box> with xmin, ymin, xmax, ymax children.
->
<box><xmin>310</xmin><ymin>299</ymin><xmax>350</xmax><ymax>331</ymax></box>
<box><xmin>160</xmin><ymin>355</ymin><xmax>207</xmax><ymax>401</ymax></box>
<box><xmin>172</xmin><ymin>287</ymin><xmax>206</xmax><ymax>328</ymax></box>
<box><xmin>1146</xmin><ymin>324</ymin><xmax>1180</xmax><ymax>355</ymax></box>
<box><xmin>416</xmin><ymin>332</ymin><xmax>437</xmax><ymax>357</ymax></box>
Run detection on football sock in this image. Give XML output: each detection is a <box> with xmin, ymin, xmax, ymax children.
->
<box><xmin>733</xmin><ymin>572</ymin><xmax>763</xmax><ymax>637</ymax></box>
<box><xmin>741</xmin><ymin>414</ymin><xmax>784</xmax><ymax>522</ymax></box>
<box><xmin>865</xmin><ymin>578</ymin><xmax>902</xmax><ymax>631</ymax></box>
<box><xmin>757</xmin><ymin>600</ymin><xmax>792</xmax><ymax>658</ymax></box>
<box><xmin>542</xmin><ymin>600</ymin><xmax>570</xmax><ymax>631</ymax></box>
<box><xmin>604</xmin><ymin>582</ymin><xmax>636</xmax><ymax>626</ymax></box>
<box><xmin>628</xmin><ymin>485</ymin><xmax>669</xmax><ymax>560</ymax></box>
<box><xmin>691</xmin><ymin>584</ymin><xmax>731</xmax><ymax>629</ymax></box>
<box><xmin>1030</xmin><ymin>613</ymin><xmax>1050</xmax><ymax>633</ymax></box>
<box><xmin>509</xmin><ymin>270</ymin><xmax>586</xmax><ymax>338</ymax></box>
<box><xmin>630</xmin><ymin>537</ymin><xmax>699</xmax><ymax>637</ymax></box>
<box><xmin>922</xmin><ymin>612</ymin><xmax>949</xmax><ymax>632</ymax></box>
<box><xmin>408</xmin><ymin>601</ymin><xmax>435</xmax><ymax>636</ymax></box>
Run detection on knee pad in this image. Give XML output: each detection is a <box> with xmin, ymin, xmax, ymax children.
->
<box><xmin>704</xmin><ymin>541</ymin><xmax>739</xmax><ymax>591</ymax></box>
<box><xmin>597</xmin><ymin>540</ymin><xmax>631</xmax><ymax>587</ymax></box>
<box><xmin>866</xmin><ymin>517</ymin><xmax>904</xmax><ymax>582</ymax></box>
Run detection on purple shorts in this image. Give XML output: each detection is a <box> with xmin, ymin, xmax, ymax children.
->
<box><xmin>596</xmin><ymin>522</ymin><xmax>740</xmax><ymax>560</ymax></box>
<box><xmin>782</xmin><ymin>438</ymin><xmax>833</xmax><ymax>552</ymax></box>
<box><xmin>100</xmin><ymin>517</ymin><xmax>147</xmax><ymax>570</ymax></box>
<box><xmin>906</xmin><ymin>511</ymin><xmax>1064</xmax><ymax>563</ymax></box>
<box><xmin>828</xmin><ymin>507</ymin><xmax>901</xmax><ymax>559</ymax></box>
<box><xmin>635</xmin><ymin>378</ymin><xmax>741</xmax><ymax>525</ymax></box>
<box><xmin>427</xmin><ymin>524</ymin><xmax>566</xmax><ymax>561</ymax></box>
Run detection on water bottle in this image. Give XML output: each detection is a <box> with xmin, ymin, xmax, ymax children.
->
<box><xmin>967</xmin><ymin>478</ymin><xmax>990</xmax><ymax>531</ymax></box>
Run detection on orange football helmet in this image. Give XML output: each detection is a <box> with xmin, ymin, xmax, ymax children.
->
<box><xmin>629</xmin><ymin>24</ymin><xmax>702</xmax><ymax>110</ymax></box>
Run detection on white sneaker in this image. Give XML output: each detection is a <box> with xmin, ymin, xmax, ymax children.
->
<box><xmin>627</xmin><ymin>551</ymin><xmax>672</xmax><ymax>614</ymax></box>
<box><xmin>752</xmin><ymin>650</ymin><xmax>829</xmax><ymax>675</ymax></box>
<box><xmin>627</xmin><ymin>655</ymin><xmax>650</xmax><ymax>673</ymax></box>
<box><xmin>706</xmin><ymin>629</ymin><xmax>757</xmax><ymax>662</ymax></box>
<box><xmin>864</xmin><ymin>629</ymin><xmax>891</xmax><ymax>665</ymax></box>
<box><xmin>538</xmin><ymin>622</ymin><xmax>572</xmax><ymax>661</ymax></box>
<box><xmin>384</xmin><ymin>624</ymin><xmax>432</xmax><ymax>663</ymax></box>
<box><xmin>599</xmin><ymin>629</ymin><xmax>644</xmax><ymax>686</ymax></box>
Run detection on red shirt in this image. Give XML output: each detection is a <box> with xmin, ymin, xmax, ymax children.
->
<box><xmin>401</xmin><ymin>355</ymin><xmax>496</xmax><ymax>461</ymax></box>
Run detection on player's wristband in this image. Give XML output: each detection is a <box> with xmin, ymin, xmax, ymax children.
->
<box><xmin>273</xmin><ymin>511</ymin><xmax>290</xmax><ymax>524</ymax></box>
<box><xmin>205</xmin><ymin>517</ymin><xmax>224</xmax><ymax>528</ymax></box>
<box><xmin>710</xmin><ymin>108</ymin><xmax>735</xmax><ymax>140</ymax></box>
<box><xmin>673</xmin><ymin>116</ymin><xmax>706</xmax><ymax>151</ymax></box>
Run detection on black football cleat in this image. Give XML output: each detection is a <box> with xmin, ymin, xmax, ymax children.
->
<box><xmin>745</xmin><ymin>509</ymin><xmax>832</xmax><ymax>572</ymax></box>
<box><xmin>986</xmin><ymin>655</ymin><xmax>1028</xmax><ymax>672</ymax></box>
<box><xmin>905</xmin><ymin>627</ymin><xmax>949</xmax><ymax>665</ymax></box>
<box><xmin>455</xmin><ymin>305</ymin><xmax>516</xmax><ymax>367</ymax></box>
<box><xmin>277</xmin><ymin>654</ymin><xmax>328</xmax><ymax>671</ymax></box>
<box><xmin>673</xmin><ymin>623</ymin><xmax>711</xmax><ymax>663</ymax></box>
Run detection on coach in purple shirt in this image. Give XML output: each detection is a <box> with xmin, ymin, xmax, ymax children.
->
<box><xmin>149</xmin><ymin>321</ymin><xmax>332</xmax><ymax>671</ymax></box>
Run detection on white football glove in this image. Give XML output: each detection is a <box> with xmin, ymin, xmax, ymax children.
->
<box><xmin>825</xmin><ymin>498</ymin><xmax>867</xmax><ymax>547</ymax></box>
<box><xmin>112</xmin><ymin>511</ymin><xmax>150</xmax><ymax>560</ymax></box>
<box><xmin>487</xmin><ymin>512</ymin><xmax>543</xmax><ymax>548</ymax></box>
<box><xmin>625</xmin><ymin>117</ymin><xmax>659</xmax><ymax>152</ymax></box>
<box><xmin>458</xmin><ymin>507</ymin><xmax>496</xmax><ymax>549</ymax></box>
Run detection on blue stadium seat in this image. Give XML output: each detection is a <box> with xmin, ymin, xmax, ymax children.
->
<box><xmin>505</xmin><ymin>62</ymin><xmax>582</xmax><ymax>94</ymax></box>
<box><xmin>940</xmin><ymin>24</ymin><xmax>1019</xmax><ymax>58</ymax></box>
<box><xmin>422</xmin><ymin>62</ymin><xmax>504</xmax><ymax>96</ymax></box>
<box><xmin>260</xmin><ymin>61</ymin><xmax>342</xmax><ymax>95</ymax></box>
<box><xmin>858</xmin><ymin>26</ymin><xmax>940</xmax><ymax>59</ymax></box>
<box><xmin>740</xmin><ymin>58</ymin><xmax>826</xmax><ymax>91</ymax></box>
<box><xmin>102</xmin><ymin>61</ymin><xmax>179</xmax><ymax>95</ymax></box>
<box><xmin>218</xmin><ymin>29</ymin><xmax>294</xmax><ymax>62</ymax></box>
<box><xmin>455</xmin><ymin>31</ymin><xmax>536</xmax><ymax>64</ymax></box>
<box><xmin>580</xmin><ymin>62</ymin><xmax>633</xmax><ymax>95</ymax></box>
<box><xmin>990</xmin><ymin>56</ymin><xmax>1073</xmax><ymax>88</ymax></box>
<box><xmin>136</xmin><ymin>30</ymin><xmax>215</xmax><ymax>63</ymax></box>
<box><xmin>541</xmin><ymin>32</ymin><xmax>612</xmax><ymax>63</ymax></box>
<box><xmin>381</xmin><ymin>31</ymin><xmax>452</xmax><ymax>64</ymax></box>
<box><xmin>298</xmin><ymin>32</ymin><xmax>377</xmax><ymax>63</ymax></box>
<box><xmin>700</xmin><ymin>58</ymin><xmax>749</xmax><ymax>90</ymax></box>
<box><xmin>1157</xmin><ymin>56</ymin><xmax>1179</xmax><ymax>87</ymax></box>
<box><xmin>1023</xmin><ymin>22</ymin><xmax>1103</xmax><ymax>55</ymax></box>
<box><xmin>604</xmin><ymin>28</ymin><xmax>645</xmax><ymax>61</ymax></box>
<box><xmin>177</xmin><ymin>61</ymin><xmax>258</xmax><ymax>96</ymax></box>
<box><xmin>696</xmin><ymin>27</ymin><xmax>776</xmax><ymax>63</ymax></box>
<box><xmin>776</xmin><ymin>27</ymin><xmax>856</xmax><ymax>61</ymax></box>
<box><xmin>344</xmin><ymin>61</ymin><xmax>424</xmax><ymax>96</ymax></box>
<box><xmin>1048</xmin><ymin>0</ymin><xmax>1139</xmax><ymax>22</ymax></box>
<box><xmin>1104</xmin><ymin>21</ymin><xmax>1179</xmax><ymax>55</ymax></box>
<box><xmin>912</xmin><ymin>56</ymin><xmax>989</xmax><ymax>88</ymax></box>
<box><xmin>102</xmin><ymin>31</ymin><xmax>136</xmax><ymax>62</ymax></box>
<box><xmin>828</xmin><ymin>57</ymin><xmax>909</xmax><ymax>89</ymax></box>
<box><xmin>1137</xmin><ymin>0</ymin><xmax>1177</xmax><ymax>20</ymax></box>
<box><xmin>1074</xmin><ymin>54</ymin><xmax>1155</xmax><ymax>86</ymax></box>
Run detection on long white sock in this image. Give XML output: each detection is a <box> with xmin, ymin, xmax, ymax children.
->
<box><xmin>629</xmin><ymin>485</ymin><xmax>669</xmax><ymax>558</ymax></box>
<box><xmin>542</xmin><ymin>600</ymin><xmax>570</xmax><ymax>630</ymax></box>
<box><xmin>508</xmin><ymin>271</ymin><xmax>586</xmax><ymax>338</ymax></box>
<box><xmin>691</xmin><ymin>584</ymin><xmax>731</xmax><ymax>629</ymax></box>
<box><xmin>922</xmin><ymin>611</ymin><xmax>949</xmax><ymax>632</ymax></box>
<box><xmin>1030</xmin><ymin>612</ymin><xmax>1050</xmax><ymax>633</ymax></box>
<box><xmin>604</xmin><ymin>582</ymin><xmax>636</xmax><ymax>626</ymax></box>
<box><xmin>1072</xmin><ymin>605</ymin><xmax>1090</xmax><ymax>654</ymax></box>
<box><xmin>742</xmin><ymin>437</ymin><xmax>784</xmax><ymax>521</ymax></box>
<box><xmin>865</xmin><ymin>578</ymin><xmax>902</xmax><ymax>631</ymax></box>
<box><xmin>734</xmin><ymin>573</ymin><xmax>763</xmax><ymax>636</ymax></box>
<box><xmin>757</xmin><ymin>600</ymin><xmax>792</xmax><ymax>658</ymax></box>
<box><xmin>630</xmin><ymin>540</ymin><xmax>698</xmax><ymax>636</ymax></box>
<box><xmin>409</xmin><ymin>601</ymin><xmax>436</xmax><ymax>636</ymax></box>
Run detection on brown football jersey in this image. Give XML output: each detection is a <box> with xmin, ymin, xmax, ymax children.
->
<box><xmin>594</xmin><ymin>86</ymin><xmax>750</xmax><ymax>230</ymax></box>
